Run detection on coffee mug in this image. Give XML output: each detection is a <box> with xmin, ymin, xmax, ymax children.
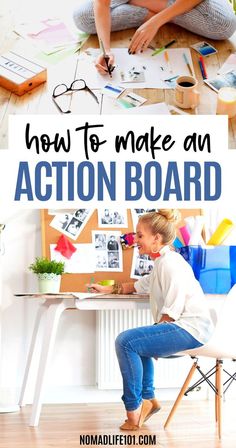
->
<box><xmin>175</xmin><ymin>76</ymin><xmax>200</xmax><ymax>109</ymax></box>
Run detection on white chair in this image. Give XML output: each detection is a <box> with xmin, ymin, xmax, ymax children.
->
<box><xmin>164</xmin><ymin>285</ymin><xmax>236</xmax><ymax>439</ymax></box>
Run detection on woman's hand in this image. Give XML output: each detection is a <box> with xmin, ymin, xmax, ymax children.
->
<box><xmin>86</xmin><ymin>283</ymin><xmax>113</xmax><ymax>293</ymax></box>
<box><xmin>95</xmin><ymin>52</ymin><xmax>115</xmax><ymax>75</ymax></box>
<box><xmin>129</xmin><ymin>18</ymin><xmax>160</xmax><ymax>54</ymax></box>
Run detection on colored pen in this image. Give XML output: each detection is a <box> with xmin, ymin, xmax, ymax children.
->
<box><xmin>87</xmin><ymin>276</ymin><xmax>95</xmax><ymax>292</ymax></box>
<box><xmin>100</xmin><ymin>39</ymin><xmax>112</xmax><ymax>77</ymax></box>
<box><xmin>164</xmin><ymin>50</ymin><xmax>172</xmax><ymax>73</ymax></box>
<box><xmin>152</xmin><ymin>39</ymin><xmax>176</xmax><ymax>56</ymax></box>
<box><xmin>164</xmin><ymin>75</ymin><xmax>179</xmax><ymax>82</ymax></box>
<box><xmin>198</xmin><ymin>59</ymin><xmax>206</xmax><ymax>80</ymax></box>
<box><xmin>183</xmin><ymin>53</ymin><xmax>194</xmax><ymax>76</ymax></box>
<box><xmin>199</xmin><ymin>56</ymin><xmax>208</xmax><ymax>79</ymax></box>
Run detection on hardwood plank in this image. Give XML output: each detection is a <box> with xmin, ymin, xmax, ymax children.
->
<box><xmin>0</xmin><ymin>400</ymin><xmax>235</xmax><ymax>448</ymax></box>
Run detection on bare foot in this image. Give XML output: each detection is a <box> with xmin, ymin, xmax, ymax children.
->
<box><xmin>126</xmin><ymin>404</ymin><xmax>142</xmax><ymax>426</ymax></box>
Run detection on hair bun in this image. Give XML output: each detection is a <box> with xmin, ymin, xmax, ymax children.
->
<box><xmin>158</xmin><ymin>209</ymin><xmax>181</xmax><ymax>224</ymax></box>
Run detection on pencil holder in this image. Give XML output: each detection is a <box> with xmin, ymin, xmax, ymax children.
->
<box><xmin>176</xmin><ymin>245</ymin><xmax>236</xmax><ymax>293</ymax></box>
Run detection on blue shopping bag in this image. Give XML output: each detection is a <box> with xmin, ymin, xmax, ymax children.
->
<box><xmin>176</xmin><ymin>246</ymin><xmax>236</xmax><ymax>294</ymax></box>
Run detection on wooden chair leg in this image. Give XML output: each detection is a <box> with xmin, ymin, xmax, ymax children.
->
<box><xmin>164</xmin><ymin>360</ymin><xmax>198</xmax><ymax>429</ymax></box>
<box><xmin>215</xmin><ymin>361</ymin><xmax>218</xmax><ymax>423</ymax></box>
<box><xmin>216</xmin><ymin>360</ymin><xmax>223</xmax><ymax>440</ymax></box>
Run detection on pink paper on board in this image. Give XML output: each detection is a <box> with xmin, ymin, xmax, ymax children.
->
<box><xmin>179</xmin><ymin>225</ymin><xmax>191</xmax><ymax>246</ymax></box>
<box><xmin>55</xmin><ymin>235</ymin><xmax>77</xmax><ymax>259</ymax></box>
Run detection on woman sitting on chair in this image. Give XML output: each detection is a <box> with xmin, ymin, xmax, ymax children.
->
<box><xmin>88</xmin><ymin>209</ymin><xmax>214</xmax><ymax>430</ymax></box>
<box><xmin>74</xmin><ymin>0</ymin><xmax>236</xmax><ymax>74</ymax></box>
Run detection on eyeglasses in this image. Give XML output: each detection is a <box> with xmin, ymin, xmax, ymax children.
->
<box><xmin>52</xmin><ymin>79</ymin><xmax>99</xmax><ymax>114</ymax></box>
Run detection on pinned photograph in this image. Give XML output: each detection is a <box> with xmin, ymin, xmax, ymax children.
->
<box><xmin>131</xmin><ymin>208</ymin><xmax>157</xmax><ymax>230</ymax></box>
<box><xmin>92</xmin><ymin>231</ymin><xmax>122</xmax><ymax>272</ymax></box>
<box><xmin>191</xmin><ymin>41</ymin><xmax>217</xmax><ymax>57</ymax></box>
<box><xmin>131</xmin><ymin>247</ymin><xmax>154</xmax><ymax>279</ymax></box>
<box><xmin>98</xmin><ymin>208</ymin><xmax>128</xmax><ymax>227</ymax></box>
<box><xmin>50</xmin><ymin>212</ymin><xmax>74</xmax><ymax>233</ymax></box>
<box><xmin>50</xmin><ymin>209</ymin><xmax>93</xmax><ymax>240</ymax></box>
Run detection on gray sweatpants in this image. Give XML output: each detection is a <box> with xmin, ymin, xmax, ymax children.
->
<box><xmin>73</xmin><ymin>0</ymin><xmax>236</xmax><ymax>40</ymax></box>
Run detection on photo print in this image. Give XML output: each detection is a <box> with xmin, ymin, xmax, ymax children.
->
<box><xmin>191</xmin><ymin>41</ymin><xmax>217</xmax><ymax>57</ymax></box>
<box><xmin>50</xmin><ymin>209</ymin><xmax>93</xmax><ymax>240</ymax></box>
<box><xmin>131</xmin><ymin>208</ymin><xmax>158</xmax><ymax>231</ymax></box>
<box><xmin>204</xmin><ymin>70</ymin><xmax>236</xmax><ymax>92</ymax></box>
<box><xmin>92</xmin><ymin>230</ymin><xmax>122</xmax><ymax>272</ymax></box>
<box><xmin>131</xmin><ymin>246</ymin><xmax>154</xmax><ymax>279</ymax></box>
<box><xmin>98</xmin><ymin>208</ymin><xmax>128</xmax><ymax>228</ymax></box>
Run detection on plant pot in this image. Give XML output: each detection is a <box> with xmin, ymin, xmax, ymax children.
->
<box><xmin>37</xmin><ymin>273</ymin><xmax>61</xmax><ymax>293</ymax></box>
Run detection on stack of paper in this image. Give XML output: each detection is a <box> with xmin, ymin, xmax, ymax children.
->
<box><xmin>14</xmin><ymin>18</ymin><xmax>89</xmax><ymax>57</ymax></box>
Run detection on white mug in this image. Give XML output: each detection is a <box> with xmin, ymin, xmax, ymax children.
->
<box><xmin>175</xmin><ymin>76</ymin><xmax>200</xmax><ymax>109</ymax></box>
<box><xmin>216</xmin><ymin>87</ymin><xmax>236</xmax><ymax>118</ymax></box>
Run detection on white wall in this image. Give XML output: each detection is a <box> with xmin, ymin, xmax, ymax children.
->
<box><xmin>0</xmin><ymin>210</ymin><xmax>96</xmax><ymax>405</ymax></box>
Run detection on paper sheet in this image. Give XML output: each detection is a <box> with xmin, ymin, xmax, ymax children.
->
<box><xmin>218</xmin><ymin>53</ymin><xmax>236</xmax><ymax>75</ymax></box>
<box><xmin>77</xmin><ymin>48</ymin><xmax>194</xmax><ymax>89</ymax></box>
<box><xmin>50</xmin><ymin>243</ymin><xmax>95</xmax><ymax>273</ymax></box>
<box><xmin>101</xmin><ymin>99</ymin><xmax>171</xmax><ymax>114</ymax></box>
<box><xmin>14</xmin><ymin>19</ymin><xmax>88</xmax><ymax>55</ymax></box>
<box><xmin>72</xmin><ymin>292</ymin><xmax>104</xmax><ymax>300</ymax></box>
<box><xmin>123</xmin><ymin>102</ymin><xmax>170</xmax><ymax>114</ymax></box>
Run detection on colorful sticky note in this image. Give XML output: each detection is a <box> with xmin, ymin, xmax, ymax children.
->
<box><xmin>55</xmin><ymin>235</ymin><xmax>77</xmax><ymax>259</ymax></box>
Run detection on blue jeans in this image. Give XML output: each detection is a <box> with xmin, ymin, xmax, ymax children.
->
<box><xmin>115</xmin><ymin>322</ymin><xmax>203</xmax><ymax>411</ymax></box>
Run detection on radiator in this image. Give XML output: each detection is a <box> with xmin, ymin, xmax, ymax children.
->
<box><xmin>96</xmin><ymin>310</ymin><xmax>190</xmax><ymax>390</ymax></box>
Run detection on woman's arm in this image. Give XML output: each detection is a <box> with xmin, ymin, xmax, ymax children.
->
<box><xmin>93</xmin><ymin>0</ymin><xmax>115</xmax><ymax>74</ymax></box>
<box><xmin>158</xmin><ymin>314</ymin><xmax>175</xmax><ymax>323</ymax></box>
<box><xmin>94</xmin><ymin>0</ymin><xmax>111</xmax><ymax>52</ymax></box>
<box><xmin>86</xmin><ymin>282</ymin><xmax>136</xmax><ymax>294</ymax></box>
<box><xmin>129</xmin><ymin>0</ymin><xmax>204</xmax><ymax>53</ymax></box>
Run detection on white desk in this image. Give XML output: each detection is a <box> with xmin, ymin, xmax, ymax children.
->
<box><xmin>17</xmin><ymin>293</ymin><xmax>225</xmax><ymax>427</ymax></box>
<box><xmin>17</xmin><ymin>293</ymin><xmax>149</xmax><ymax>427</ymax></box>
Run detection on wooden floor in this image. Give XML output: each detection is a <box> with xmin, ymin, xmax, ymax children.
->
<box><xmin>1</xmin><ymin>21</ymin><xmax>236</xmax><ymax>149</ymax></box>
<box><xmin>1</xmin><ymin>400</ymin><xmax>236</xmax><ymax>448</ymax></box>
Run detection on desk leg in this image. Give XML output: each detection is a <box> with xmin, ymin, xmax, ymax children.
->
<box><xmin>19</xmin><ymin>304</ymin><xmax>47</xmax><ymax>407</ymax></box>
<box><xmin>29</xmin><ymin>301</ymin><xmax>68</xmax><ymax>427</ymax></box>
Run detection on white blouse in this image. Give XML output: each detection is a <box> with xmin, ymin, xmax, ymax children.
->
<box><xmin>134</xmin><ymin>245</ymin><xmax>214</xmax><ymax>344</ymax></box>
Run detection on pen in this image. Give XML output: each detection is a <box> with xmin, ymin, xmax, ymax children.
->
<box><xmin>183</xmin><ymin>53</ymin><xmax>194</xmax><ymax>76</ymax></box>
<box><xmin>88</xmin><ymin>276</ymin><xmax>95</xmax><ymax>292</ymax></box>
<box><xmin>152</xmin><ymin>39</ymin><xmax>176</xmax><ymax>56</ymax></box>
<box><xmin>164</xmin><ymin>75</ymin><xmax>179</xmax><ymax>82</ymax></box>
<box><xmin>164</xmin><ymin>50</ymin><xmax>172</xmax><ymax>73</ymax></box>
<box><xmin>199</xmin><ymin>56</ymin><xmax>208</xmax><ymax>79</ymax></box>
<box><xmin>198</xmin><ymin>59</ymin><xmax>206</xmax><ymax>80</ymax></box>
<box><xmin>100</xmin><ymin>39</ymin><xmax>112</xmax><ymax>78</ymax></box>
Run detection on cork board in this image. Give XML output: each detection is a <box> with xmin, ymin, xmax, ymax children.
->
<box><xmin>41</xmin><ymin>209</ymin><xmax>202</xmax><ymax>292</ymax></box>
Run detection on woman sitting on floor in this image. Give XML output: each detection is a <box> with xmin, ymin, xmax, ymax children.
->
<box><xmin>73</xmin><ymin>0</ymin><xmax>236</xmax><ymax>74</ymax></box>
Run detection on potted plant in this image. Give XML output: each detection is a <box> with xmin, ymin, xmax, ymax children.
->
<box><xmin>29</xmin><ymin>257</ymin><xmax>65</xmax><ymax>293</ymax></box>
